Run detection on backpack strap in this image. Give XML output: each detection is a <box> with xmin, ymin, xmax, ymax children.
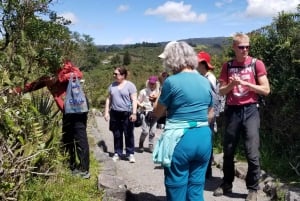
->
<box><xmin>249</xmin><ymin>58</ymin><xmax>258</xmax><ymax>84</ymax></box>
<box><xmin>205</xmin><ymin>73</ymin><xmax>217</xmax><ymax>94</ymax></box>
<box><xmin>226</xmin><ymin>59</ymin><xmax>234</xmax><ymax>83</ymax></box>
<box><xmin>226</xmin><ymin>58</ymin><xmax>258</xmax><ymax>82</ymax></box>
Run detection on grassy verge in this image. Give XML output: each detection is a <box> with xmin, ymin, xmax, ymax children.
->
<box><xmin>19</xmin><ymin>118</ymin><xmax>104</xmax><ymax>201</ymax></box>
<box><xmin>19</xmin><ymin>155</ymin><xmax>103</xmax><ymax>201</ymax></box>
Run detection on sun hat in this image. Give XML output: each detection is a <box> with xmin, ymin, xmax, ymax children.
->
<box><xmin>148</xmin><ymin>76</ymin><xmax>158</xmax><ymax>84</ymax></box>
<box><xmin>197</xmin><ymin>51</ymin><xmax>214</xmax><ymax>69</ymax></box>
<box><xmin>158</xmin><ymin>41</ymin><xmax>178</xmax><ymax>59</ymax></box>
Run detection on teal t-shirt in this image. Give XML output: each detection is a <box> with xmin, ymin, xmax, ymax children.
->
<box><xmin>159</xmin><ymin>71</ymin><xmax>212</xmax><ymax>122</ymax></box>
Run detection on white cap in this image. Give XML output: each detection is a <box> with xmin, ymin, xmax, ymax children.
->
<box><xmin>158</xmin><ymin>41</ymin><xmax>178</xmax><ymax>59</ymax></box>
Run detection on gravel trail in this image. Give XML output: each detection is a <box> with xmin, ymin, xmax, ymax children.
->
<box><xmin>90</xmin><ymin>114</ymin><xmax>270</xmax><ymax>201</ymax></box>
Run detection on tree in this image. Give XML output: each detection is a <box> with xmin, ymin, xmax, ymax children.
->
<box><xmin>0</xmin><ymin>1</ymin><xmax>77</xmax><ymax>199</ymax></box>
<box><xmin>123</xmin><ymin>50</ymin><xmax>131</xmax><ymax>65</ymax></box>
<box><xmin>111</xmin><ymin>54</ymin><xmax>121</xmax><ymax>65</ymax></box>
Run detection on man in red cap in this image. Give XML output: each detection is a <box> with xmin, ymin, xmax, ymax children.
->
<box><xmin>197</xmin><ymin>51</ymin><xmax>219</xmax><ymax>179</ymax></box>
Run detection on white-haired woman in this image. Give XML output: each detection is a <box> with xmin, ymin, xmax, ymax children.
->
<box><xmin>152</xmin><ymin>41</ymin><xmax>214</xmax><ymax>201</ymax></box>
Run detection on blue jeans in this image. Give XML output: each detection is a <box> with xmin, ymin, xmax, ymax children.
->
<box><xmin>109</xmin><ymin>110</ymin><xmax>135</xmax><ymax>156</ymax></box>
<box><xmin>223</xmin><ymin>103</ymin><xmax>261</xmax><ymax>190</ymax></box>
<box><xmin>164</xmin><ymin>126</ymin><xmax>211</xmax><ymax>201</ymax></box>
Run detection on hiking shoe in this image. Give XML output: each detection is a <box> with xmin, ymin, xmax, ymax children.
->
<box><xmin>79</xmin><ymin>171</ymin><xmax>91</xmax><ymax>179</ymax></box>
<box><xmin>213</xmin><ymin>183</ymin><xmax>232</xmax><ymax>196</ymax></box>
<box><xmin>71</xmin><ymin>169</ymin><xmax>90</xmax><ymax>179</ymax></box>
<box><xmin>245</xmin><ymin>190</ymin><xmax>257</xmax><ymax>201</ymax></box>
<box><xmin>138</xmin><ymin>146</ymin><xmax>144</xmax><ymax>153</ymax></box>
<box><xmin>128</xmin><ymin>154</ymin><xmax>136</xmax><ymax>163</ymax></box>
<box><xmin>148</xmin><ymin>144</ymin><xmax>154</xmax><ymax>153</ymax></box>
<box><xmin>112</xmin><ymin>153</ymin><xmax>120</xmax><ymax>162</ymax></box>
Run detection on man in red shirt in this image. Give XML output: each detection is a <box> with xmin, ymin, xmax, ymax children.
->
<box><xmin>213</xmin><ymin>33</ymin><xmax>270</xmax><ymax>201</ymax></box>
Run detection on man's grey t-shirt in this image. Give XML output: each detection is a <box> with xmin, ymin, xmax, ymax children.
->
<box><xmin>109</xmin><ymin>81</ymin><xmax>137</xmax><ymax>112</ymax></box>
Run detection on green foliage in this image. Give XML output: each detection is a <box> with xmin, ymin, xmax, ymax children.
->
<box><xmin>110</xmin><ymin>54</ymin><xmax>121</xmax><ymax>65</ymax></box>
<box><xmin>238</xmin><ymin>7</ymin><xmax>300</xmax><ymax>182</ymax></box>
<box><xmin>123</xmin><ymin>50</ymin><xmax>131</xmax><ymax>65</ymax></box>
<box><xmin>0</xmin><ymin>1</ymin><xmax>78</xmax><ymax>200</ymax></box>
<box><xmin>0</xmin><ymin>92</ymin><xmax>61</xmax><ymax>200</ymax></box>
<box><xmin>70</xmin><ymin>33</ymin><xmax>102</xmax><ymax>72</ymax></box>
<box><xmin>19</xmin><ymin>156</ymin><xmax>103</xmax><ymax>201</ymax></box>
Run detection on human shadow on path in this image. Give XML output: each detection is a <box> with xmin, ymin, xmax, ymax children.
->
<box><xmin>205</xmin><ymin>177</ymin><xmax>247</xmax><ymax>199</ymax></box>
<box><xmin>126</xmin><ymin>191</ymin><xmax>166</xmax><ymax>201</ymax></box>
<box><xmin>97</xmin><ymin>140</ymin><xmax>108</xmax><ymax>153</ymax></box>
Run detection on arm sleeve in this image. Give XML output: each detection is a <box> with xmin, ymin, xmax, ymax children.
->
<box><xmin>219</xmin><ymin>62</ymin><xmax>228</xmax><ymax>84</ymax></box>
<box><xmin>255</xmin><ymin>59</ymin><xmax>267</xmax><ymax>77</ymax></box>
<box><xmin>23</xmin><ymin>76</ymin><xmax>50</xmax><ymax>93</ymax></box>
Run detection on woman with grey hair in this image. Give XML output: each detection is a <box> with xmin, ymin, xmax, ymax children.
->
<box><xmin>152</xmin><ymin>41</ymin><xmax>214</xmax><ymax>201</ymax></box>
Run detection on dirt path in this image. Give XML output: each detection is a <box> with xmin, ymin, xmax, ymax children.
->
<box><xmin>90</xmin><ymin>114</ymin><xmax>270</xmax><ymax>201</ymax></box>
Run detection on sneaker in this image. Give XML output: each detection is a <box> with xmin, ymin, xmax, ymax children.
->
<box><xmin>138</xmin><ymin>146</ymin><xmax>144</xmax><ymax>153</ymax></box>
<box><xmin>112</xmin><ymin>153</ymin><xmax>120</xmax><ymax>162</ymax></box>
<box><xmin>214</xmin><ymin>121</ymin><xmax>218</xmax><ymax>133</ymax></box>
<box><xmin>128</xmin><ymin>154</ymin><xmax>136</xmax><ymax>163</ymax></box>
<box><xmin>148</xmin><ymin>144</ymin><xmax>154</xmax><ymax>153</ymax></box>
<box><xmin>79</xmin><ymin>171</ymin><xmax>91</xmax><ymax>179</ymax></box>
<box><xmin>213</xmin><ymin>183</ymin><xmax>232</xmax><ymax>196</ymax></box>
<box><xmin>245</xmin><ymin>190</ymin><xmax>257</xmax><ymax>201</ymax></box>
<box><xmin>71</xmin><ymin>169</ymin><xmax>90</xmax><ymax>179</ymax></box>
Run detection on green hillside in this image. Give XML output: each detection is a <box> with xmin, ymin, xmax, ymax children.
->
<box><xmin>85</xmin><ymin>38</ymin><xmax>230</xmax><ymax>110</ymax></box>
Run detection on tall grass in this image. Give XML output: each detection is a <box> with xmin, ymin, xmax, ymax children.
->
<box><xmin>19</xmin><ymin>155</ymin><xmax>103</xmax><ymax>201</ymax></box>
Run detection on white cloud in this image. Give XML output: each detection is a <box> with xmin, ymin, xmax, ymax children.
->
<box><xmin>245</xmin><ymin>0</ymin><xmax>300</xmax><ymax>17</ymax></box>
<box><xmin>215</xmin><ymin>0</ymin><xmax>233</xmax><ymax>8</ymax></box>
<box><xmin>145</xmin><ymin>1</ymin><xmax>207</xmax><ymax>23</ymax></box>
<box><xmin>117</xmin><ymin>5</ymin><xmax>129</xmax><ymax>12</ymax></box>
<box><xmin>58</xmin><ymin>12</ymin><xmax>78</xmax><ymax>24</ymax></box>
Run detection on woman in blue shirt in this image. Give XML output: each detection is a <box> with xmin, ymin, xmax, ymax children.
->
<box><xmin>153</xmin><ymin>41</ymin><xmax>214</xmax><ymax>201</ymax></box>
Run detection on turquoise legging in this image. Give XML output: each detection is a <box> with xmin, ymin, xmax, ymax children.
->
<box><xmin>164</xmin><ymin>126</ymin><xmax>211</xmax><ymax>201</ymax></box>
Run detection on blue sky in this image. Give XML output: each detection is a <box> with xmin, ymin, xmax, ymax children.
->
<box><xmin>50</xmin><ymin>0</ymin><xmax>300</xmax><ymax>45</ymax></box>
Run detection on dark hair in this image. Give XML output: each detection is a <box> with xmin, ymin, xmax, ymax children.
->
<box><xmin>114</xmin><ymin>66</ymin><xmax>128</xmax><ymax>78</ymax></box>
<box><xmin>200</xmin><ymin>61</ymin><xmax>209</xmax><ymax>70</ymax></box>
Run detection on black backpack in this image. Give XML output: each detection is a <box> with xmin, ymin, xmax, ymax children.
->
<box><xmin>227</xmin><ymin>58</ymin><xmax>265</xmax><ymax>106</ymax></box>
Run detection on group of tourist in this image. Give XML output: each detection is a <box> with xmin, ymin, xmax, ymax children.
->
<box><xmin>103</xmin><ymin>32</ymin><xmax>270</xmax><ymax>201</ymax></box>
<box><xmin>19</xmin><ymin>32</ymin><xmax>270</xmax><ymax>201</ymax></box>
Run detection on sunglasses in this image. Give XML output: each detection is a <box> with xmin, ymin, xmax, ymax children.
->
<box><xmin>238</xmin><ymin>45</ymin><xmax>250</xmax><ymax>50</ymax></box>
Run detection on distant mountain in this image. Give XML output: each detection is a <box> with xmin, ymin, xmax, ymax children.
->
<box><xmin>178</xmin><ymin>37</ymin><xmax>230</xmax><ymax>47</ymax></box>
<box><xmin>96</xmin><ymin>37</ymin><xmax>230</xmax><ymax>50</ymax></box>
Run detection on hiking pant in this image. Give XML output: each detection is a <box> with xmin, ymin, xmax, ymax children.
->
<box><xmin>164</xmin><ymin>126</ymin><xmax>211</xmax><ymax>201</ymax></box>
<box><xmin>109</xmin><ymin>109</ymin><xmax>135</xmax><ymax>156</ymax></box>
<box><xmin>223</xmin><ymin>103</ymin><xmax>261</xmax><ymax>190</ymax></box>
<box><xmin>140</xmin><ymin>111</ymin><xmax>157</xmax><ymax>145</ymax></box>
<box><xmin>62</xmin><ymin>112</ymin><xmax>90</xmax><ymax>172</ymax></box>
<box><xmin>206</xmin><ymin>116</ymin><xmax>216</xmax><ymax>178</ymax></box>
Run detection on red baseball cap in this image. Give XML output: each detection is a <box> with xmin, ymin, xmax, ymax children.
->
<box><xmin>197</xmin><ymin>51</ymin><xmax>214</xmax><ymax>70</ymax></box>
